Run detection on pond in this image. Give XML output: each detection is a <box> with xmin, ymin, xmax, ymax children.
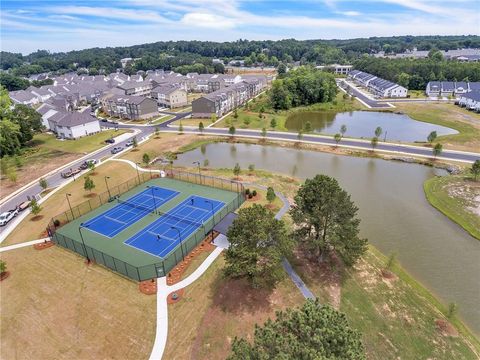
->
<box><xmin>284</xmin><ymin>111</ymin><xmax>458</xmax><ymax>142</ymax></box>
<box><xmin>174</xmin><ymin>142</ymin><xmax>480</xmax><ymax>334</ymax></box>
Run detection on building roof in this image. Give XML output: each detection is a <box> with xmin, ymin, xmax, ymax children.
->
<box><xmin>55</xmin><ymin>112</ymin><xmax>98</xmax><ymax>127</ymax></box>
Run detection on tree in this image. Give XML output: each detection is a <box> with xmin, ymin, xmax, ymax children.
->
<box><xmin>248</xmin><ymin>164</ymin><xmax>255</xmax><ymax>173</ymax></box>
<box><xmin>39</xmin><ymin>177</ymin><xmax>48</xmax><ymax>191</ymax></box>
<box><xmin>87</xmin><ymin>161</ymin><xmax>96</xmax><ymax>172</ymax></box>
<box><xmin>30</xmin><ymin>198</ymin><xmax>42</xmax><ymax>216</ymax></box>
<box><xmin>84</xmin><ymin>175</ymin><xmax>95</xmax><ymax>193</ymax></box>
<box><xmin>228</xmin><ymin>300</ymin><xmax>365</xmax><ymax>359</ymax></box>
<box><xmin>198</xmin><ymin>121</ymin><xmax>204</xmax><ymax>134</ymax></box>
<box><xmin>374</xmin><ymin>126</ymin><xmax>383</xmax><ymax>138</ymax></box>
<box><xmin>385</xmin><ymin>252</ymin><xmax>397</xmax><ymax>271</ymax></box>
<box><xmin>432</xmin><ymin>143</ymin><xmax>443</xmax><ymax>159</ymax></box>
<box><xmin>7</xmin><ymin>168</ymin><xmax>17</xmax><ymax>183</ymax></box>
<box><xmin>340</xmin><ymin>124</ymin><xmax>347</xmax><ymax>137</ymax></box>
<box><xmin>178</xmin><ymin>122</ymin><xmax>184</xmax><ymax>134</ymax></box>
<box><xmin>427</xmin><ymin>131</ymin><xmax>437</xmax><ymax>143</ymax></box>
<box><xmin>154</xmin><ymin>126</ymin><xmax>159</xmax><ymax>136</ymax></box>
<box><xmin>213</xmin><ymin>62</ymin><xmax>225</xmax><ymax>74</ymax></box>
<box><xmin>203</xmin><ymin>159</ymin><xmax>209</xmax><ymax>168</ymax></box>
<box><xmin>290</xmin><ymin>175</ymin><xmax>368</xmax><ymax>266</ymax></box>
<box><xmin>334</xmin><ymin>133</ymin><xmax>342</xmax><ymax>147</ymax></box>
<box><xmin>224</xmin><ymin>204</ymin><xmax>292</xmax><ymax>288</ymax></box>
<box><xmin>142</xmin><ymin>153</ymin><xmax>151</xmax><ymax>166</ymax></box>
<box><xmin>303</xmin><ymin>121</ymin><xmax>312</xmax><ymax>133</ymax></box>
<box><xmin>233</xmin><ymin>163</ymin><xmax>241</xmax><ymax>177</ymax></box>
<box><xmin>270</xmin><ymin>117</ymin><xmax>277</xmax><ymax>129</ymax></box>
<box><xmin>132</xmin><ymin>136</ymin><xmax>138</xmax><ymax>148</ymax></box>
<box><xmin>261</xmin><ymin>127</ymin><xmax>267</xmax><ymax>140</ymax></box>
<box><xmin>371</xmin><ymin>136</ymin><xmax>379</xmax><ymax>151</ymax></box>
<box><xmin>266</xmin><ymin>186</ymin><xmax>276</xmax><ymax>204</ymax></box>
<box><xmin>447</xmin><ymin>302</ymin><xmax>458</xmax><ymax>319</ymax></box>
<box><xmin>277</xmin><ymin>62</ymin><xmax>287</xmax><ymax>76</ymax></box>
<box><xmin>397</xmin><ymin>72</ymin><xmax>411</xmax><ymax>88</ymax></box>
<box><xmin>0</xmin><ymin>259</ymin><xmax>6</xmax><ymax>274</ymax></box>
<box><xmin>229</xmin><ymin>125</ymin><xmax>236</xmax><ymax>138</ymax></box>
<box><xmin>233</xmin><ymin>109</ymin><xmax>238</xmax><ymax>119</ymax></box>
<box><xmin>470</xmin><ymin>160</ymin><xmax>480</xmax><ymax>181</ymax></box>
<box><xmin>210</xmin><ymin>114</ymin><xmax>217</xmax><ymax>123</ymax></box>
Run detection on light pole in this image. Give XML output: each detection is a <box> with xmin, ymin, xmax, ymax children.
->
<box><xmin>204</xmin><ymin>200</ymin><xmax>215</xmax><ymax>238</ymax></box>
<box><xmin>193</xmin><ymin>161</ymin><xmax>201</xmax><ymax>183</ymax></box>
<box><xmin>135</xmin><ymin>162</ymin><xmax>141</xmax><ymax>183</ymax></box>
<box><xmin>147</xmin><ymin>185</ymin><xmax>158</xmax><ymax>213</ymax></box>
<box><xmin>171</xmin><ymin>226</ymin><xmax>185</xmax><ymax>260</ymax></box>
<box><xmin>78</xmin><ymin>223</ymin><xmax>91</xmax><ymax>263</ymax></box>
<box><xmin>104</xmin><ymin>176</ymin><xmax>111</xmax><ymax>199</ymax></box>
<box><xmin>65</xmin><ymin>193</ymin><xmax>74</xmax><ymax>219</ymax></box>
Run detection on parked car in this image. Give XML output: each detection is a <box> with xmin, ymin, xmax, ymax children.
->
<box><xmin>125</xmin><ymin>140</ymin><xmax>134</xmax><ymax>147</ymax></box>
<box><xmin>111</xmin><ymin>146</ymin><xmax>123</xmax><ymax>154</ymax></box>
<box><xmin>105</xmin><ymin>138</ymin><xmax>115</xmax><ymax>144</ymax></box>
<box><xmin>61</xmin><ymin>168</ymin><xmax>81</xmax><ymax>178</ymax></box>
<box><xmin>0</xmin><ymin>209</ymin><xmax>19</xmax><ymax>227</ymax></box>
<box><xmin>101</xmin><ymin>118</ymin><xmax>109</xmax><ymax>122</ymax></box>
<box><xmin>79</xmin><ymin>159</ymin><xmax>98</xmax><ymax>169</ymax></box>
<box><xmin>17</xmin><ymin>201</ymin><xmax>30</xmax><ymax>212</ymax></box>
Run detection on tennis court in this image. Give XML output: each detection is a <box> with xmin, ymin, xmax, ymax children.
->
<box><xmin>125</xmin><ymin>195</ymin><xmax>224</xmax><ymax>258</ymax></box>
<box><xmin>83</xmin><ymin>186</ymin><xmax>179</xmax><ymax>237</ymax></box>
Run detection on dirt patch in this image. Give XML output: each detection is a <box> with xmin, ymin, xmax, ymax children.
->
<box><xmin>30</xmin><ymin>215</ymin><xmax>44</xmax><ymax>221</ymax></box>
<box><xmin>0</xmin><ymin>271</ymin><xmax>10</xmax><ymax>281</ymax></box>
<box><xmin>83</xmin><ymin>192</ymin><xmax>97</xmax><ymax>198</ymax></box>
<box><xmin>246</xmin><ymin>193</ymin><xmax>261</xmax><ymax>202</ymax></box>
<box><xmin>435</xmin><ymin>319</ymin><xmax>459</xmax><ymax>337</ymax></box>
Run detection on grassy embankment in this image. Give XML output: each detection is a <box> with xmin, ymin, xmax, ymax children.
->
<box><xmin>424</xmin><ymin>173</ymin><xmax>480</xmax><ymax>240</ymax></box>
<box><xmin>0</xmin><ymin>130</ymin><xmax>128</xmax><ymax>199</ymax></box>
<box><xmin>392</xmin><ymin>102</ymin><xmax>480</xmax><ymax>152</ymax></box>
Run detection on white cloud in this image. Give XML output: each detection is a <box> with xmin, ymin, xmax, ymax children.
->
<box><xmin>181</xmin><ymin>13</ymin><xmax>239</xmax><ymax>29</ymax></box>
<box><xmin>338</xmin><ymin>11</ymin><xmax>361</xmax><ymax>16</ymax></box>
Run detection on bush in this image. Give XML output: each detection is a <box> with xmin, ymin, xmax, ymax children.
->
<box><xmin>53</xmin><ymin>219</ymin><xmax>60</xmax><ymax>227</ymax></box>
<box><xmin>248</xmin><ymin>193</ymin><xmax>253</xmax><ymax>199</ymax></box>
<box><xmin>252</xmin><ymin>190</ymin><xmax>257</xmax><ymax>197</ymax></box>
<box><xmin>245</xmin><ymin>188</ymin><xmax>250</xmax><ymax>195</ymax></box>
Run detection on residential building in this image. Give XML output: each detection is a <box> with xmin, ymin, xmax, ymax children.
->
<box><xmin>151</xmin><ymin>85</ymin><xmax>188</xmax><ymax>108</ymax></box>
<box><xmin>116</xmin><ymin>80</ymin><xmax>152</xmax><ymax>96</ymax></box>
<box><xmin>425</xmin><ymin>81</ymin><xmax>480</xmax><ymax>97</ymax></box>
<box><xmin>9</xmin><ymin>90</ymin><xmax>40</xmax><ymax>105</ymax></box>
<box><xmin>348</xmin><ymin>70</ymin><xmax>407</xmax><ymax>98</ymax></box>
<box><xmin>316</xmin><ymin>64</ymin><xmax>353</xmax><ymax>75</ymax></box>
<box><xmin>457</xmin><ymin>91</ymin><xmax>480</xmax><ymax>112</ymax></box>
<box><xmin>101</xmin><ymin>94</ymin><xmax>158</xmax><ymax>120</ymax></box>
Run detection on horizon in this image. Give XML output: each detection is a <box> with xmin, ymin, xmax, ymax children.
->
<box><xmin>2</xmin><ymin>0</ymin><xmax>479</xmax><ymax>55</ymax></box>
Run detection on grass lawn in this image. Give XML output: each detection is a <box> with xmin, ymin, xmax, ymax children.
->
<box><xmin>0</xmin><ymin>245</ymin><xmax>156</xmax><ymax>360</ymax></box>
<box><xmin>32</xmin><ymin>129</ymin><xmax>128</xmax><ymax>154</ymax></box>
<box><xmin>407</xmin><ymin>90</ymin><xmax>428</xmax><ymax>99</ymax></box>
<box><xmin>171</xmin><ymin>105</ymin><xmax>192</xmax><ymax>113</ymax></box>
<box><xmin>424</xmin><ymin>174</ymin><xmax>480</xmax><ymax>240</ymax></box>
<box><xmin>0</xmin><ymin>130</ymin><xmax>128</xmax><ymax>200</ymax></box>
<box><xmin>172</xmin><ymin>117</ymin><xmax>213</xmax><ymax>127</ymax></box>
<box><xmin>150</xmin><ymin>114</ymin><xmax>175</xmax><ymax>125</ymax></box>
<box><xmin>188</xmin><ymin>93</ymin><xmax>203</xmax><ymax>103</ymax></box>
<box><xmin>393</xmin><ymin>102</ymin><xmax>480</xmax><ymax>152</ymax></box>
<box><xmin>214</xmin><ymin>91</ymin><xmax>365</xmax><ymax>131</ymax></box>
<box><xmin>2</xmin><ymin>161</ymin><xmax>137</xmax><ymax>247</ymax></box>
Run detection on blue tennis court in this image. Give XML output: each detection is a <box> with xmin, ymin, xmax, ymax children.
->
<box><xmin>125</xmin><ymin>195</ymin><xmax>224</xmax><ymax>258</ymax></box>
<box><xmin>83</xmin><ymin>186</ymin><xmax>179</xmax><ymax>238</ymax></box>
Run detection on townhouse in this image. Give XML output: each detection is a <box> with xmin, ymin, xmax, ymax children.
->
<box><xmin>101</xmin><ymin>94</ymin><xmax>158</xmax><ymax>120</ymax></box>
<box><xmin>425</xmin><ymin>81</ymin><xmax>480</xmax><ymax>97</ymax></box>
<box><xmin>151</xmin><ymin>85</ymin><xmax>188</xmax><ymax>108</ymax></box>
<box><xmin>457</xmin><ymin>91</ymin><xmax>480</xmax><ymax>112</ymax></box>
<box><xmin>116</xmin><ymin>80</ymin><xmax>152</xmax><ymax>96</ymax></box>
<box><xmin>348</xmin><ymin>70</ymin><xmax>407</xmax><ymax>98</ymax></box>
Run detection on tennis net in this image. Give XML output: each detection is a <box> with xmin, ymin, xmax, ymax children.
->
<box><xmin>117</xmin><ymin>198</ymin><xmax>155</xmax><ymax>213</ymax></box>
<box><xmin>157</xmin><ymin>210</ymin><xmax>205</xmax><ymax>228</ymax></box>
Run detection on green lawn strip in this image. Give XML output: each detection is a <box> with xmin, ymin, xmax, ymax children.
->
<box><xmin>424</xmin><ymin>175</ymin><xmax>480</xmax><ymax>240</ymax></box>
<box><xmin>31</xmin><ymin>130</ymin><xmax>128</xmax><ymax>154</ymax></box>
<box><xmin>151</xmin><ymin>114</ymin><xmax>175</xmax><ymax>125</ymax></box>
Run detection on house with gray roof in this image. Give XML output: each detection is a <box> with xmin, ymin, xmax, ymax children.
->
<box><xmin>116</xmin><ymin>80</ymin><xmax>152</xmax><ymax>96</ymax></box>
<box><xmin>151</xmin><ymin>85</ymin><xmax>187</xmax><ymax>108</ymax></box>
<box><xmin>348</xmin><ymin>70</ymin><xmax>407</xmax><ymax>98</ymax></box>
<box><xmin>101</xmin><ymin>94</ymin><xmax>158</xmax><ymax>120</ymax></box>
<box><xmin>457</xmin><ymin>91</ymin><xmax>480</xmax><ymax>112</ymax></box>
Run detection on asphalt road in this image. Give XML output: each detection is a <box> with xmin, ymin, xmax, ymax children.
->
<box><xmin>1</xmin><ymin>111</ymin><xmax>479</xmax><ymax>234</ymax></box>
<box><xmin>337</xmin><ymin>80</ymin><xmax>392</xmax><ymax>108</ymax></box>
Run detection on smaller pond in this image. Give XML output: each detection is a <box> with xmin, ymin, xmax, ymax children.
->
<box><xmin>285</xmin><ymin>111</ymin><xmax>458</xmax><ymax>142</ymax></box>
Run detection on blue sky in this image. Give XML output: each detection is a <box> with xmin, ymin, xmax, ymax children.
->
<box><xmin>2</xmin><ymin>0</ymin><xmax>479</xmax><ymax>54</ymax></box>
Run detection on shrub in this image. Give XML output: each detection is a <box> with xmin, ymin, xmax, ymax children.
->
<box><xmin>252</xmin><ymin>190</ymin><xmax>257</xmax><ymax>197</ymax></box>
<box><xmin>248</xmin><ymin>193</ymin><xmax>253</xmax><ymax>199</ymax></box>
<box><xmin>245</xmin><ymin>188</ymin><xmax>250</xmax><ymax>195</ymax></box>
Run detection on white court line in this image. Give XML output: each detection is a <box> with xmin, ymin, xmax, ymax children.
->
<box><xmin>104</xmin><ymin>216</ymin><xmax>127</xmax><ymax>225</ymax></box>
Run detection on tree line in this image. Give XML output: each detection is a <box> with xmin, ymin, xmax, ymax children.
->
<box><xmin>270</xmin><ymin>66</ymin><xmax>337</xmax><ymax>110</ymax></box>
<box><xmin>353</xmin><ymin>53</ymin><xmax>480</xmax><ymax>90</ymax></box>
<box><xmin>2</xmin><ymin>35</ymin><xmax>478</xmax><ymax>76</ymax></box>
<box><xmin>0</xmin><ymin>86</ymin><xmax>43</xmax><ymax>157</ymax></box>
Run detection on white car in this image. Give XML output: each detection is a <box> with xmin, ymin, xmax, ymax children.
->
<box><xmin>0</xmin><ymin>209</ymin><xmax>19</xmax><ymax>227</ymax></box>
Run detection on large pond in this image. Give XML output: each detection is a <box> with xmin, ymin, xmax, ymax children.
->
<box><xmin>285</xmin><ymin>111</ymin><xmax>458</xmax><ymax>142</ymax></box>
<box><xmin>174</xmin><ymin>142</ymin><xmax>480</xmax><ymax>334</ymax></box>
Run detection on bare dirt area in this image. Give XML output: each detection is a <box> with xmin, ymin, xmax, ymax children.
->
<box><xmin>446</xmin><ymin>180</ymin><xmax>480</xmax><ymax>217</ymax></box>
<box><xmin>0</xmin><ymin>151</ymin><xmax>79</xmax><ymax>200</ymax></box>
<box><xmin>0</xmin><ymin>246</ymin><xmax>156</xmax><ymax>360</ymax></box>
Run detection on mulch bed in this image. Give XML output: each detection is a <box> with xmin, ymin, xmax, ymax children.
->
<box><xmin>246</xmin><ymin>193</ymin><xmax>261</xmax><ymax>202</ymax></box>
<box><xmin>31</xmin><ymin>215</ymin><xmax>44</xmax><ymax>221</ymax></box>
<box><xmin>167</xmin><ymin>289</ymin><xmax>185</xmax><ymax>304</ymax></box>
<box><xmin>166</xmin><ymin>236</ymin><xmax>216</xmax><ymax>287</ymax></box>
<box><xmin>139</xmin><ymin>279</ymin><xmax>157</xmax><ymax>295</ymax></box>
<box><xmin>0</xmin><ymin>271</ymin><xmax>10</xmax><ymax>281</ymax></box>
<box><xmin>84</xmin><ymin>193</ymin><xmax>97</xmax><ymax>198</ymax></box>
<box><xmin>380</xmin><ymin>269</ymin><xmax>397</xmax><ymax>280</ymax></box>
<box><xmin>33</xmin><ymin>241</ymin><xmax>55</xmax><ymax>250</ymax></box>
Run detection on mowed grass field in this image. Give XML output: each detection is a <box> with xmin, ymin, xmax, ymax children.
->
<box><xmin>424</xmin><ymin>174</ymin><xmax>480</xmax><ymax>240</ymax></box>
<box><xmin>393</xmin><ymin>102</ymin><xmax>480</xmax><ymax>152</ymax></box>
<box><xmin>0</xmin><ymin>245</ymin><xmax>156</xmax><ymax>360</ymax></box>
